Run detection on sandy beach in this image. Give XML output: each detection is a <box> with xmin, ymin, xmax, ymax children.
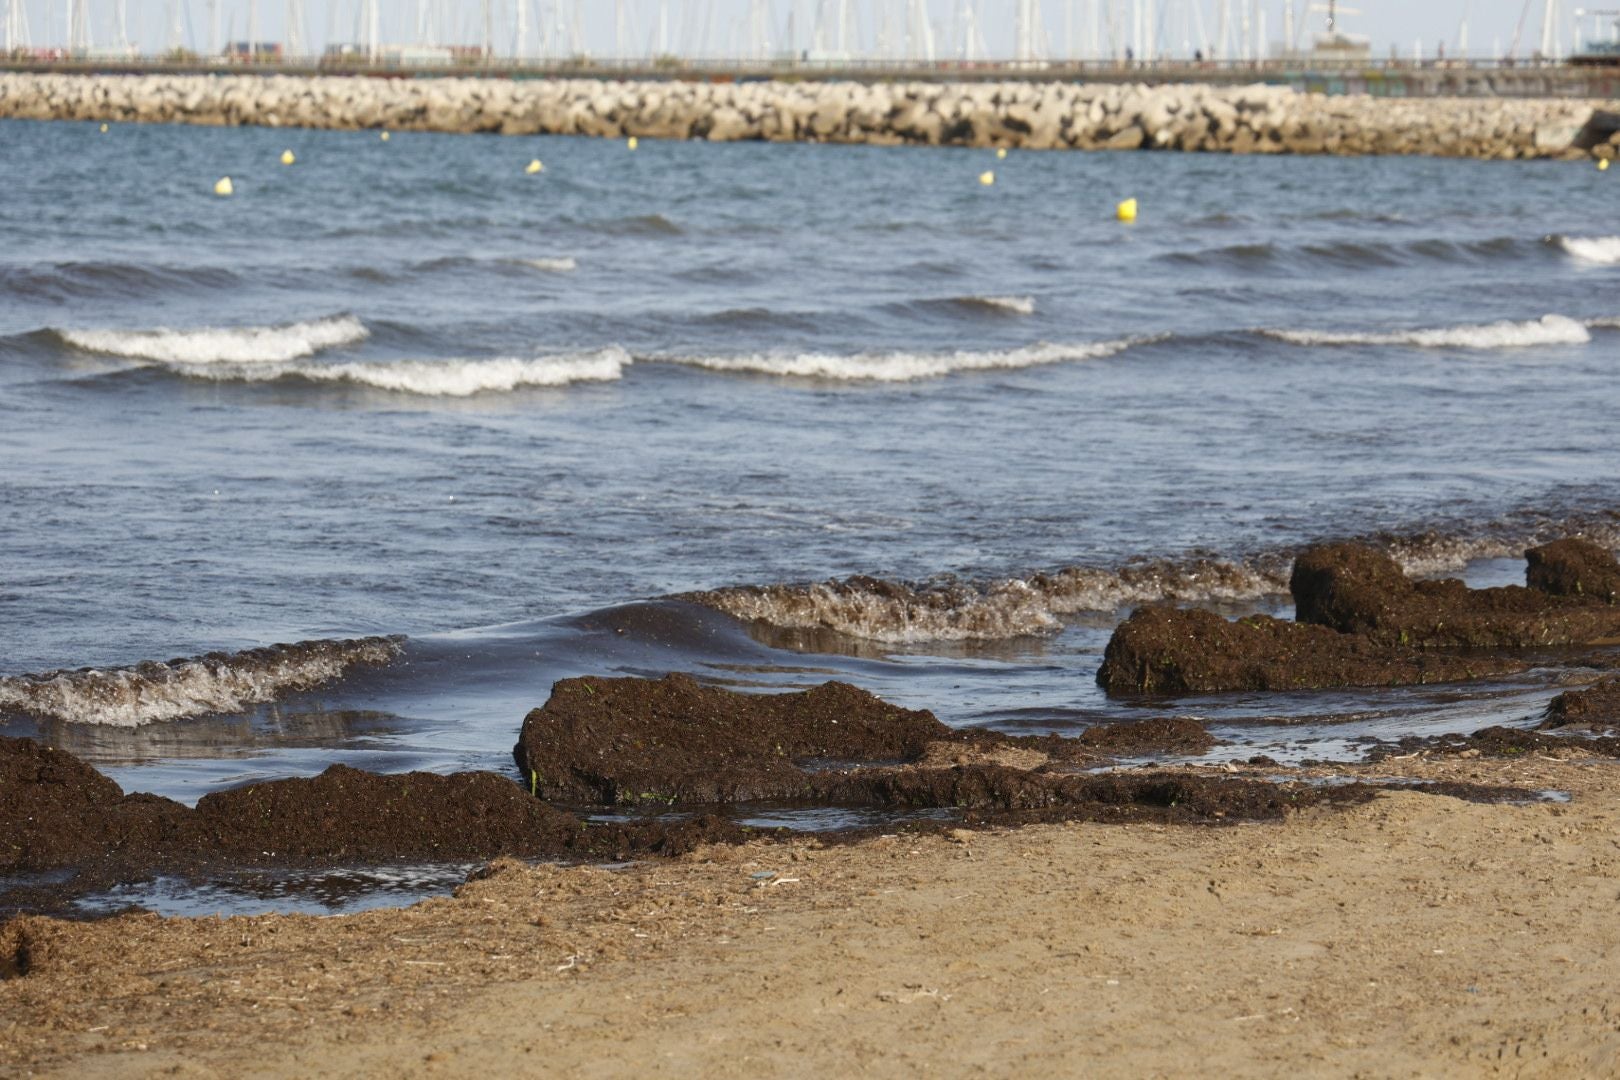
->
<box><xmin>5</xmin><ymin>752</ymin><xmax>1618</xmax><ymax>1078</ymax></box>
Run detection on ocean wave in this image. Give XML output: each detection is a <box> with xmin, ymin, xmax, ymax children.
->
<box><xmin>952</xmin><ymin>295</ymin><xmax>1037</xmax><ymax>316</ymax></box>
<box><xmin>172</xmin><ymin>348</ymin><xmax>631</xmax><ymax>396</ymax></box>
<box><xmin>685</xmin><ymin>559</ymin><xmax>1288</xmax><ymax>644</ymax></box>
<box><xmin>1168</xmin><ymin>237</ymin><xmax>1542</xmax><ymax>272</ymax></box>
<box><xmin>0</xmin><ymin>260</ymin><xmax>242</xmax><ymax>302</ymax></box>
<box><xmin>1264</xmin><ymin>314</ymin><xmax>1591</xmax><ymax>350</ymax></box>
<box><xmin>512</xmin><ymin>256</ymin><xmax>578</xmax><ymax>273</ymax></box>
<box><xmin>0</xmin><ymin>636</ymin><xmax>404</xmax><ymax>727</ymax></box>
<box><xmin>575</xmin><ymin>213</ymin><xmax>682</xmax><ymax>237</ymax></box>
<box><xmin>1557</xmin><ymin>236</ymin><xmax>1620</xmax><ymax>266</ymax></box>
<box><xmin>685</xmin><ymin>514</ymin><xmax>1620</xmax><ymax>644</ymax></box>
<box><xmin>659</xmin><ymin>338</ymin><xmax>1142</xmax><ymax>383</ymax></box>
<box><xmin>56</xmin><ymin>315</ymin><xmax>370</xmax><ymax>364</ymax></box>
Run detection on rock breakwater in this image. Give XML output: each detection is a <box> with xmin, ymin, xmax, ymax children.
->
<box><xmin>2</xmin><ymin>72</ymin><xmax>1617</xmax><ymax>159</ymax></box>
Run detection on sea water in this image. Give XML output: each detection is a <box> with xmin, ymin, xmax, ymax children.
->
<box><xmin>2</xmin><ymin>117</ymin><xmax>1618</xmax><ymax>831</ymax></box>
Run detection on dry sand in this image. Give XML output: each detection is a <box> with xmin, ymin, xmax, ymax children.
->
<box><xmin>4</xmin><ymin>755</ymin><xmax>1619</xmax><ymax>1079</ymax></box>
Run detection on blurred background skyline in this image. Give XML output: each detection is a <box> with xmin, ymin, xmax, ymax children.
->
<box><xmin>3</xmin><ymin>2</ymin><xmax>1613</xmax><ymax>64</ymax></box>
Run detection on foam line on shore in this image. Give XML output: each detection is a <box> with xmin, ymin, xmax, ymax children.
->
<box><xmin>0</xmin><ymin>636</ymin><xmax>404</xmax><ymax>727</ymax></box>
<box><xmin>684</xmin><ymin>517</ymin><xmax>1620</xmax><ymax>644</ymax></box>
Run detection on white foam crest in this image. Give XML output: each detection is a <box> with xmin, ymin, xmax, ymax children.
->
<box><xmin>515</xmin><ymin>256</ymin><xmax>578</xmax><ymax>273</ymax></box>
<box><xmin>1385</xmin><ymin>535</ymin><xmax>1526</xmax><ymax>578</ymax></box>
<box><xmin>690</xmin><ymin>559</ymin><xmax>1285</xmax><ymax>644</ymax></box>
<box><xmin>1384</xmin><ymin>521</ymin><xmax>1620</xmax><ymax>579</ymax></box>
<box><xmin>1558</xmin><ymin>236</ymin><xmax>1620</xmax><ymax>266</ymax></box>
<box><xmin>663</xmin><ymin>339</ymin><xmax>1138</xmax><ymax>383</ymax></box>
<box><xmin>59</xmin><ymin>315</ymin><xmax>369</xmax><ymax>364</ymax></box>
<box><xmin>1265</xmin><ymin>314</ymin><xmax>1590</xmax><ymax>350</ymax></box>
<box><xmin>961</xmin><ymin>295</ymin><xmax>1036</xmax><ymax>315</ymax></box>
<box><xmin>0</xmin><ymin>637</ymin><xmax>403</xmax><ymax>727</ymax></box>
<box><xmin>177</xmin><ymin>348</ymin><xmax>631</xmax><ymax>397</ymax></box>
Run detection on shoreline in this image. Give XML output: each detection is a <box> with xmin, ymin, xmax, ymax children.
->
<box><xmin>4</xmin><ymin>753</ymin><xmax>1617</xmax><ymax>1077</ymax></box>
<box><xmin>1</xmin><ymin>72</ymin><xmax>1617</xmax><ymax>160</ymax></box>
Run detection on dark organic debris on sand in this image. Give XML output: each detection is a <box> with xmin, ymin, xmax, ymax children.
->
<box><xmin>1370</xmin><ymin>722</ymin><xmax>1620</xmax><ymax>761</ymax></box>
<box><xmin>0</xmin><ymin>736</ymin><xmax>756</xmax><ymax>909</ymax></box>
<box><xmin>1525</xmin><ymin>538</ymin><xmax>1620</xmax><ymax>604</ymax></box>
<box><xmin>1096</xmin><ymin>607</ymin><xmax>1525</xmax><ymax>694</ymax></box>
<box><xmin>510</xmin><ymin>675</ymin><xmax>1368</xmax><ymax>824</ymax></box>
<box><xmin>0</xmin><ymin>691</ymin><xmax>1362</xmax><ymax>918</ymax></box>
<box><xmin>1099</xmin><ymin>539</ymin><xmax>1620</xmax><ymax>694</ymax></box>
<box><xmin>1542</xmin><ymin>675</ymin><xmax>1620</xmax><ymax>731</ymax></box>
<box><xmin>1291</xmin><ymin>540</ymin><xmax>1620</xmax><ymax>648</ymax></box>
<box><xmin>1077</xmin><ymin>716</ymin><xmax>1217</xmax><ymax>755</ymax></box>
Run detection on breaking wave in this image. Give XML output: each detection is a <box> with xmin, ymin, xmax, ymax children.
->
<box><xmin>512</xmin><ymin>256</ymin><xmax>578</xmax><ymax>273</ymax></box>
<box><xmin>952</xmin><ymin>295</ymin><xmax>1036</xmax><ymax>316</ymax></box>
<box><xmin>1264</xmin><ymin>314</ymin><xmax>1592</xmax><ymax>350</ymax></box>
<box><xmin>686</xmin><ymin>560</ymin><xmax>1289</xmax><ymax>643</ymax></box>
<box><xmin>0</xmin><ymin>636</ymin><xmax>404</xmax><ymax>727</ymax></box>
<box><xmin>170</xmin><ymin>348</ymin><xmax>631</xmax><ymax>397</ymax></box>
<box><xmin>1557</xmin><ymin>236</ymin><xmax>1620</xmax><ymax>266</ymax></box>
<box><xmin>685</xmin><ymin>513</ymin><xmax>1620</xmax><ymax>644</ymax></box>
<box><xmin>56</xmin><ymin>315</ymin><xmax>370</xmax><ymax>364</ymax></box>
<box><xmin>659</xmin><ymin>338</ymin><xmax>1144</xmax><ymax>383</ymax></box>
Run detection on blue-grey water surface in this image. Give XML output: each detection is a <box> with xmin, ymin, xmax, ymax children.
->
<box><xmin>3</xmin><ymin>117</ymin><xmax>1619</xmax><ymax>859</ymax></box>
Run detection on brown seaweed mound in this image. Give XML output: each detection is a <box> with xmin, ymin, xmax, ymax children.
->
<box><xmin>1290</xmin><ymin>541</ymin><xmax>1620</xmax><ymax>648</ymax></box>
<box><xmin>513</xmin><ymin>674</ymin><xmax>960</xmax><ymax>804</ymax></box>
<box><xmin>1541</xmin><ymin>676</ymin><xmax>1620</xmax><ymax>731</ymax></box>
<box><xmin>0</xmin><ymin>737</ymin><xmax>756</xmax><ymax>882</ymax></box>
<box><xmin>1526</xmin><ymin>539</ymin><xmax>1620</xmax><ymax>604</ymax></box>
<box><xmin>511</xmin><ymin>676</ymin><xmax>1357</xmax><ymax>822</ymax></box>
<box><xmin>1095</xmin><ymin>607</ymin><xmax>1525</xmax><ymax>694</ymax></box>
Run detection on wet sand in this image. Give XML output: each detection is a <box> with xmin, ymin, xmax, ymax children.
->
<box><xmin>5</xmin><ymin>753</ymin><xmax>1619</xmax><ymax>1078</ymax></box>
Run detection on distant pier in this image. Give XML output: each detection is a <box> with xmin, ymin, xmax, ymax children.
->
<box><xmin>3</xmin><ymin>65</ymin><xmax>1617</xmax><ymax>161</ymax></box>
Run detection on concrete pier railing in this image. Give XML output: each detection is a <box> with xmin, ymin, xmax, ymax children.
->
<box><xmin>2</xmin><ymin>72</ymin><xmax>1617</xmax><ymax>160</ymax></box>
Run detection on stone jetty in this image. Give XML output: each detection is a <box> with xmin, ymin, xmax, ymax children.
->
<box><xmin>2</xmin><ymin>71</ymin><xmax>1617</xmax><ymax>160</ymax></box>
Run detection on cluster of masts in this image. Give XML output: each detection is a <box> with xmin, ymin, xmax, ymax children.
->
<box><xmin>2</xmin><ymin>1</ymin><xmax>1611</xmax><ymax>65</ymax></box>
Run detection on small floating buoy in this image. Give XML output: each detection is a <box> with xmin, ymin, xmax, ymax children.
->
<box><xmin>98</xmin><ymin>122</ymin><xmax>108</xmax><ymax>133</ymax></box>
<box><xmin>525</xmin><ymin>158</ymin><xmax>544</xmax><ymax>174</ymax></box>
<box><xmin>627</xmin><ymin>136</ymin><xmax>639</xmax><ymax>151</ymax></box>
<box><xmin>1116</xmin><ymin>197</ymin><xmax>1138</xmax><ymax>222</ymax></box>
<box><xmin>996</xmin><ymin>147</ymin><xmax>1007</xmax><ymax>160</ymax></box>
<box><xmin>380</xmin><ymin>130</ymin><xmax>390</xmax><ymax>142</ymax></box>
<box><xmin>280</xmin><ymin>149</ymin><xmax>296</xmax><ymax>166</ymax></box>
<box><xmin>213</xmin><ymin>176</ymin><xmax>234</xmax><ymax>197</ymax></box>
<box><xmin>979</xmin><ymin>170</ymin><xmax>995</xmax><ymax>186</ymax></box>
<box><xmin>1601</xmin><ymin>158</ymin><xmax>1611</xmax><ymax>172</ymax></box>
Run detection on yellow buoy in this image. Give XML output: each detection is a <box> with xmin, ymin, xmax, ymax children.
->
<box><xmin>214</xmin><ymin>176</ymin><xmax>234</xmax><ymax>197</ymax></box>
<box><xmin>1116</xmin><ymin>197</ymin><xmax>1138</xmax><ymax>222</ymax></box>
<box><xmin>996</xmin><ymin>147</ymin><xmax>1007</xmax><ymax>160</ymax></box>
<box><xmin>380</xmin><ymin>130</ymin><xmax>390</xmax><ymax>142</ymax></box>
<box><xmin>280</xmin><ymin>149</ymin><xmax>296</xmax><ymax>166</ymax></box>
<box><xmin>627</xmin><ymin>136</ymin><xmax>639</xmax><ymax>151</ymax></box>
<box><xmin>1601</xmin><ymin>158</ymin><xmax>1612</xmax><ymax>172</ymax></box>
<box><xmin>979</xmin><ymin>170</ymin><xmax>995</xmax><ymax>186</ymax></box>
<box><xmin>98</xmin><ymin>122</ymin><xmax>108</xmax><ymax>133</ymax></box>
<box><xmin>525</xmin><ymin>158</ymin><xmax>544</xmax><ymax>174</ymax></box>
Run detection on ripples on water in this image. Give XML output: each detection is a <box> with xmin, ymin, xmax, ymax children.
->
<box><xmin>3</xmin><ymin>120</ymin><xmax>1619</xmax><ymax>857</ymax></box>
